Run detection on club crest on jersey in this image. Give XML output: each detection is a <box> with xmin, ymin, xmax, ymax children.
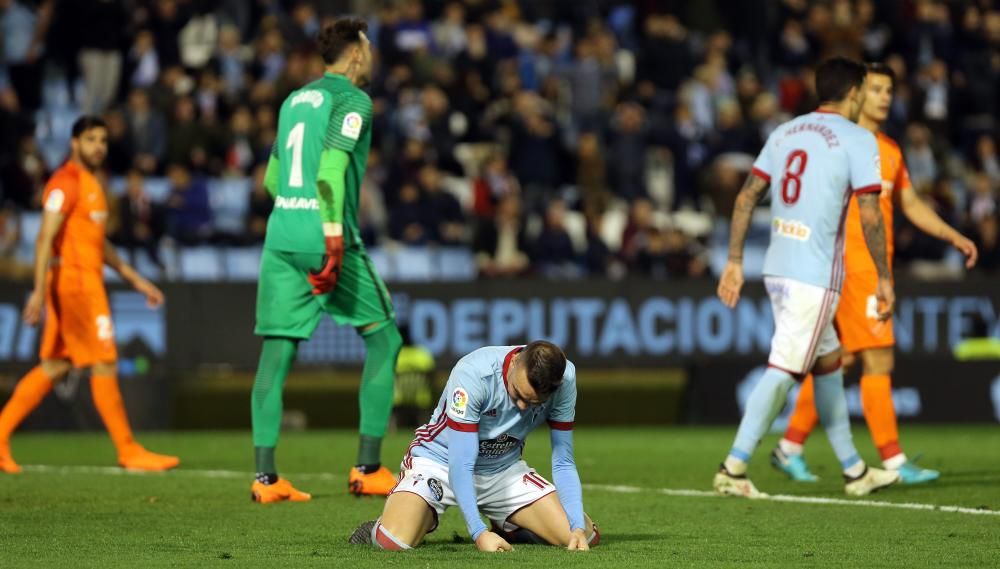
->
<box><xmin>449</xmin><ymin>387</ymin><xmax>468</xmax><ymax>417</ymax></box>
<box><xmin>291</xmin><ymin>89</ymin><xmax>324</xmax><ymax>109</ymax></box>
<box><xmin>342</xmin><ymin>112</ymin><xmax>363</xmax><ymax>140</ymax></box>
<box><xmin>427</xmin><ymin>477</ymin><xmax>444</xmax><ymax>501</ymax></box>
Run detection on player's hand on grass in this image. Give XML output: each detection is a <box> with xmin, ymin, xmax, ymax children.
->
<box><xmin>23</xmin><ymin>289</ymin><xmax>44</xmax><ymax>326</ymax></box>
<box><xmin>717</xmin><ymin>261</ymin><xmax>744</xmax><ymax>308</ymax></box>
<box><xmin>308</xmin><ymin>235</ymin><xmax>344</xmax><ymax>295</ymax></box>
<box><xmin>475</xmin><ymin>531</ymin><xmax>513</xmax><ymax>552</ymax></box>
<box><xmin>131</xmin><ymin>276</ymin><xmax>165</xmax><ymax>308</ymax></box>
<box><xmin>566</xmin><ymin>528</ymin><xmax>590</xmax><ymax>551</ymax></box>
<box><xmin>950</xmin><ymin>234</ymin><xmax>978</xmax><ymax>269</ymax></box>
<box><xmin>875</xmin><ymin>277</ymin><xmax>895</xmax><ymax>321</ymax></box>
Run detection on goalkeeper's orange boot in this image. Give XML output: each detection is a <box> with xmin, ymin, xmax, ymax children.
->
<box><xmin>0</xmin><ymin>442</ymin><xmax>21</xmax><ymax>474</ymax></box>
<box><xmin>118</xmin><ymin>446</ymin><xmax>180</xmax><ymax>471</ymax></box>
<box><xmin>251</xmin><ymin>477</ymin><xmax>312</xmax><ymax>503</ymax></box>
<box><xmin>348</xmin><ymin>466</ymin><xmax>397</xmax><ymax>496</ymax></box>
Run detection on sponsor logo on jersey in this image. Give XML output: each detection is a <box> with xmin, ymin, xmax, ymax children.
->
<box><xmin>291</xmin><ymin>89</ymin><xmax>324</xmax><ymax>109</ymax></box>
<box><xmin>45</xmin><ymin>189</ymin><xmax>66</xmax><ymax>213</ymax></box>
<box><xmin>342</xmin><ymin>111</ymin><xmax>363</xmax><ymax>140</ymax></box>
<box><xmin>484</xmin><ymin>408</ymin><xmax>497</xmax><ymax>417</ymax></box>
<box><xmin>449</xmin><ymin>387</ymin><xmax>468</xmax><ymax>417</ymax></box>
<box><xmin>772</xmin><ymin>217</ymin><xmax>811</xmax><ymax>241</ymax></box>
<box><xmin>274</xmin><ymin>196</ymin><xmax>319</xmax><ymax>210</ymax></box>
<box><xmin>478</xmin><ymin>433</ymin><xmax>522</xmax><ymax>458</ymax></box>
<box><xmin>427</xmin><ymin>477</ymin><xmax>444</xmax><ymax>501</ymax></box>
<box><xmin>89</xmin><ymin>211</ymin><xmax>108</xmax><ymax>223</ymax></box>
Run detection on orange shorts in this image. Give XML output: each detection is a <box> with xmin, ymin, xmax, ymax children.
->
<box><xmin>835</xmin><ymin>271</ymin><xmax>894</xmax><ymax>354</ymax></box>
<box><xmin>39</xmin><ymin>281</ymin><xmax>117</xmax><ymax>367</ymax></box>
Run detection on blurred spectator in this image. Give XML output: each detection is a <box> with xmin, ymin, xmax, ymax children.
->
<box><xmin>472</xmin><ymin>152</ymin><xmax>519</xmax><ymax>219</ymax></box>
<box><xmin>112</xmin><ymin>169</ymin><xmax>166</xmax><ymax>268</ymax></box>
<box><xmin>150</xmin><ymin>0</ymin><xmax>186</xmax><ymax>68</ymax></box>
<box><xmin>967</xmin><ymin>172</ymin><xmax>997</xmax><ymax>225</ymax></box>
<box><xmin>474</xmin><ymin>193</ymin><xmax>529</xmax><ymax>278</ymax></box>
<box><xmin>246</xmin><ymin>163</ymin><xmax>272</xmax><ymax>244</ymax></box>
<box><xmin>509</xmin><ymin>92</ymin><xmax>563</xmax><ymax>211</ymax></box>
<box><xmin>531</xmin><ymin>199</ymin><xmax>579</xmax><ymax>278</ymax></box>
<box><xmin>166</xmin><ymin>163</ymin><xmax>212</xmax><ymax>245</ymax></box>
<box><xmin>126</xmin><ymin>29</ymin><xmax>161</xmax><ymax>90</ymax></box>
<box><xmin>77</xmin><ymin>0</ymin><xmax>127</xmax><ymax>115</ymax></box>
<box><xmin>634</xmin><ymin>228</ymin><xmax>707</xmax><ymax>279</ymax></box>
<box><xmin>418</xmin><ymin>165</ymin><xmax>464</xmax><ymax>245</ymax></box>
<box><xmin>903</xmin><ymin>123</ymin><xmax>937</xmax><ymax>191</ymax></box>
<box><xmin>664</xmin><ymin>103</ymin><xmax>708</xmax><ymax>211</ymax></box>
<box><xmin>0</xmin><ymin>203</ymin><xmax>29</xmax><ymax>278</ymax></box>
<box><xmin>582</xmin><ymin>205</ymin><xmax>613</xmax><ymax>277</ymax></box>
<box><xmin>167</xmin><ymin>96</ymin><xmax>210</xmax><ymax>169</ymax></box>
<box><xmin>432</xmin><ymin>1</ymin><xmax>467</xmax><ymax>58</ymax></box>
<box><xmin>388</xmin><ymin>182</ymin><xmax>433</xmax><ymax>246</ymax></box>
<box><xmin>974</xmin><ymin>136</ymin><xmax>1000</xmax><ymax>186</ymax></box>
<box><xmin>0</xmin><ymin>0</ymin><xmax>51</xmax><ymax>112</ymax></box>
<box><xmin>216</xmin><ymin>24</ymin><xmax>248</xmax><ymax>99</ymax></box>
<box><xmin>913</xmin><ymin>59</ymin><xmax>950</xmax><ymax>141</ymax></box>
<box><xmin>971</xmin><ymin>213</ymin><xmax>1000</xmax><ymax>273</ymax></box>
<box><xmin>224</xmin><ymin>105</ymin><xmax>255</xmax><ymax>175</ymax></box>
<box><xmin>103</xmin><ymin>109</ymin><xmax>133</xmax><ymax>175</ymax></box>
<box><xmin>607</xmin><ymin>102</ymin><xmax>649</xmax><ymax>203</ymax></box>
<box><xmin>125</xmin><ymin>88</ymin><xmax>168</xmax><ymax>175</ymax></box>
<box><xmin>0</xmin><ymin>135</ymin><xmax>47</xmax><ymax>209</ymax></box>
<box><xmin>638</xmin><ymin>14</ymin><xmax>691</xmax><ymax>95</ymax></box>
<box><xmin>576</xmin><ymin>132</ymin><xmax>607</xmax><ymax>205</ymax></box>
<box><xmin>620</xmin><ymin>198</ymin><xmax>655</xmax><ymax>263</ymax></box>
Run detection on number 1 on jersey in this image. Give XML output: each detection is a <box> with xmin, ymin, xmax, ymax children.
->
<box><xmin>286</xmin><ymin>122</ymin><xmax>305</xmax><ymax>188</ymax></box>
<box><xmin>781</xmin><ymin>149</ymin><xmax>808</xmax><ymax>205</ymax></box>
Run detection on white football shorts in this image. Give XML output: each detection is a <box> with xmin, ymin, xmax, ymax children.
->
<box><xmin>391</xmin><ymin>457</ymin><xmax>556</xmax><ymax>532</ymax></box>
<box><xmin>764</xmin><ymin>275</ymin><xmax>841</xmax><ymax>375</ymax></box>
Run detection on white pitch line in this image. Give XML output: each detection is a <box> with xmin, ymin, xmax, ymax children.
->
<box><xmin>586</xmin><ymin>483</ymin><xmax>1000</xmax><ymax>517</ymax></box>
<box><xmin>14</xmin><ymin>466</ymin><xmax>999</xmax><ymax>518</ymax></box>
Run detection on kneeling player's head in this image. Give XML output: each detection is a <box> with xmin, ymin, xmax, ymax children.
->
<box><xmin>70</xmin><ymin>116</ymin><xmax>108</xmax><ymax>171</ymax></box>
<box><xmin>508</xmin><ymin>341</ymin><xmax>566</xmax><ymax>410</ymax></box>
<box><xmin>815</xmin><ymin>56</ymin><xmax>868</xmax><ymax>121</ymax></box>
<box><xmin>319</xmin><ymin>17</ymin><xmax>372</xmax><ymax>86</ymax></box>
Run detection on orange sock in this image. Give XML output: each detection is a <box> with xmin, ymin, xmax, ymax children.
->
<box><xmin>783</xmin><ymin>374</ymin><xmax>819</xmax><ymax>445</ymax></box>
<box><xmin>0</xmin><ymin>367</ymin><xmax>55</xmax><ymax>441</ymax></box>
<box><xmin>859</xmin><ymin>374</ymin><xmax>902</xmax><ymax>461</ymax></box>
<box><xmin>90</xmin><ymin>374</ymin><xmax>137</xmax><ymax>454</ymax></box>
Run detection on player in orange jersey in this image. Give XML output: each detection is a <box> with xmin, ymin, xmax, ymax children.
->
<box><xmin>0</xmin><ymin>116</ymin><xmax>179</xmax><ymax>474</ymax></box>
<box><xmin>770</xmin><ymin>64</ymin><xmax>978</xmax><ymax>484</ymax></box>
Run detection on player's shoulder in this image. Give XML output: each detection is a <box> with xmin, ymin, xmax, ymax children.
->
<box><xmin>875</xmin><ymin>132</ymin><xmax>903</xmax><ymax>157</ymax></box>
<box><xmin>45</xmin><ymin>162</ymin><xmax>82</xmax><ymax>191</ymax></box>
<box><xmin>562</xmin><ymin>358</ymin><xmax>577</xmax><ymax>385</ymax></box>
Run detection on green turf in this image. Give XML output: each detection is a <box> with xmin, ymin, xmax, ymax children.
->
<box><xmin>1</xmin><ymin>426</ymin><xmax>999</xmax><ymax>568</ymax></box>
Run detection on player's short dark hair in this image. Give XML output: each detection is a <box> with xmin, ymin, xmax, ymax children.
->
<box><xmin>866</xmin><ymin>62</ymin><xmax>896</xmax><ymax>87</ymax></box>
<box><xmin>520</xmin><ymin>341</ymin><xmax>566</xmax><ymax>399</ymax></box>
<box><xmin>815</xmin><ymin>57</ymin><xmax>867</xmax><ymax>104</ymax></box>
<box><xmin>318</xmin><ymin>18</ymin><xmax>368</xmax><ymax>64</ymax></box>
<box><xmin>71</xmin><ymin>116</ymin><xmax>107</xmax><ymax>138</ymax></box>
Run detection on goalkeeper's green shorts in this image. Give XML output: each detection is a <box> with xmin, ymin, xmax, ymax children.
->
<box><xmin>254</xmin><ymin>247</ymin><xmax>395</xmax><ymax>339</ymax></box>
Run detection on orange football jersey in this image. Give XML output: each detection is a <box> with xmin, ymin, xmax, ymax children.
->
<box><xmin>841</xmin><ymin>132</ymin><xmax>910</xmax><ymax>275</ymax></box>
<box><xmin>41</xmin><ymin>161</ymin><xmax>108</xmax><ymax>290</ymax></box>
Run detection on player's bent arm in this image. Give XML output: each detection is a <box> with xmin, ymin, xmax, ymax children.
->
<box><xmin>31</xmin><ymin>210</ymin><xmax>65</xmax><ymax>294</ymax></box>
<box><xmin>446</xmin><ymin>427</ymin><xmax>489</xmax><ymax>541</ymax></box>
<box><xmin>899</xmin><ymin>187</ymin><xmax>978</xmax><ymax>267</ymax></box>
<box><xmin>726</xmin><ymin>173</ymin><xmax>770</xmax><ymax>262</ymax></box>
<box><xmin>550</xmin><ymin>428</ymin><xmax>586</xmax><ymax>532</ymax></box>
<box><xmin>316</xmin><ymin>149</ymin><xmax>350</xmax><ymax>236</ymax></box>
<box><xmin>856</xmin><ymin>192</ymin><xmax>892</xmax><ymax>281</ymax></box>
<box><xmin>263</xmin><ymin>154</ymin><xmax>280</xmax><ymax>198</ymax></box>
<box><xmin>103</xmin><ymin>239</ymin><xmax>136</xmax><ymax>280</ymax></box>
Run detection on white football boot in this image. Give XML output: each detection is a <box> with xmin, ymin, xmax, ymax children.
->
<box><xmin>844</xmin><ymin>465</ymin><xmax>900</xmax><ymax>497</ymax></box>
<box><xmin>713</xmin><ymin>464</ymin><xmax>769</xmax><ymax>499</ymax></box>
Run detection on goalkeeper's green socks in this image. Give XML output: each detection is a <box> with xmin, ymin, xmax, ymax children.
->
<box><xmin>356</xmin><ymin>322</ymin><xmax>403</xmax><ymax>469</ymax></box>
<box><xmin>252</xmin><ymin>337</ymin><xmax>298</xmax><ymax>479</ymax></box>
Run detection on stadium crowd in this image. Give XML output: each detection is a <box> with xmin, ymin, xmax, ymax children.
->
<box><xmin>0</xmin><ymin>0</ymin><xmax>998</xmax><ymax>280</ymax></box>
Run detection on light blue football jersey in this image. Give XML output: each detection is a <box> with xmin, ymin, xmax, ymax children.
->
<box><xmin>405</xmin><ymin>346</ymin><xmax>577</xmax><ymax>475</ymax></box>
<box><xmin>752</xmin><ymin>110</ymin><xmax>882</xmax><ymax>291</ymax></box>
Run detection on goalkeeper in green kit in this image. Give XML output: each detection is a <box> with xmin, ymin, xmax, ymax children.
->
<box><xmin>250</xmin><ymin>18</ymin><xmax>403</xmax><ymax>502</ymax></box>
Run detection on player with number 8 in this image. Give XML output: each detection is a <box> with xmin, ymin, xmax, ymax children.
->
<box><xmin>249</xmin><ymin>18</ymin><xmax>403</xmax><ymax>503</ymax></box>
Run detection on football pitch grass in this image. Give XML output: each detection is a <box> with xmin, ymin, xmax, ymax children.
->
<box><xmin>2</xmin><ymin>426</ymin><xmax>999</xmax><ymax>568</ymax></box>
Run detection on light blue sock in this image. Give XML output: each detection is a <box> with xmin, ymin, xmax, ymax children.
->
<box><xmin>728</xmin><ymin>367</ymin><xmax>795</xmax><ymax>465</ymax></box>
<box><xmin>814</xmin><ymin>368</ymin><xmax>863</xmax><ymax>472</ymax></box>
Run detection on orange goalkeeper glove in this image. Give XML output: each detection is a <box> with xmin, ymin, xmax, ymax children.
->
<box><xmin>308</xmin><ymin>235</ymin><xmax>344</xmax><ymax>295</ymax></box>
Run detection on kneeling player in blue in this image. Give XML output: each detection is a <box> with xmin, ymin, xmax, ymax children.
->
<box><xmin>350</xmin><ymin>341</ymin><xmax>600</xmax><ymax>552</ymax></box>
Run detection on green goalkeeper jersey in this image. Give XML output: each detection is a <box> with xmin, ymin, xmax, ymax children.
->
<box><xmin>265</xmin><ymin>72</ymin><xmax>372</xmax><ymax>254</ymax></box>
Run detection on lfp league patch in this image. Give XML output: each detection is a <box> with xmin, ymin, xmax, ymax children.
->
<box><xmin>449</xmin><ymin>387</ymin><xmax>468</xmax><ymax>418</ymax></box>
<box><xmin>341</xmin><ymin>111</ymin><xmax>363</xmax><ymax>140</ymax></box>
